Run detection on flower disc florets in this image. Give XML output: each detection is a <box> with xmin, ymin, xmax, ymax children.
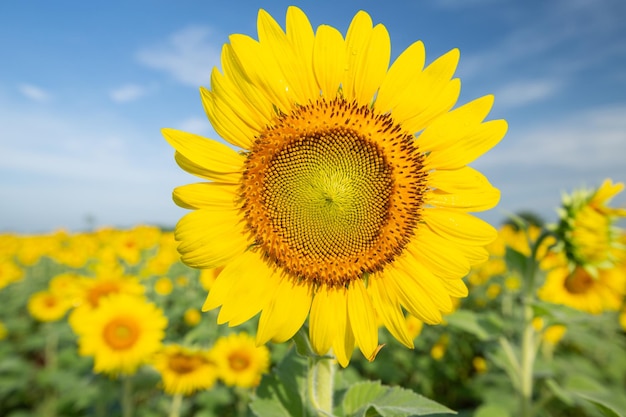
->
<box><xmin>241</xmin><ymin>98</ymin><xmax>427</xmax><ymax>287</ymax></box>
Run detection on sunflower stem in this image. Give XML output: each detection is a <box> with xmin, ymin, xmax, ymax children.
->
<box><xmin>121</xmin><ymin>376</ymin><xmax>134</xmax><ymax>417</ymax></box>
<box><xmin>168</xmin><ymin>393</ymin><xmax>183</xmax><ymax>417</ymax></box>
<box><xmin>40</xmin><ymin>324</ymin><xmax>58</xmax><ymax>417</ymax></box>
<box><xmin>307</xmin><ymin>355</ymin><xmax>335</xmax><ymax>417</ymax></box>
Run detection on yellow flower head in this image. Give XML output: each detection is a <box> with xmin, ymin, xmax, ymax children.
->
<box><xmin>556</xmin><ymin>179</ymin><xmax>626</xmax><ymax>272</ymax></box>
<box><xmin>210</xmin><ymin>332</ymin><xmax>270</xmax><ymax>388</ymax></box>
<box><xmin>69</xmin><ymin>272</ymin><xmax>145</xmax><ymax>333</ymax></box>
<box><xmin>151</xmin><ymin>344</ymin><xmax>217</xmax><ymax>396</ymax></box>
<box><xmin>0</xmin><ymin>259</ymin><xmax>24</xmax><ymax>290</ymax></box>
<box><xmin>75</xmin><ymin>293</ymin><xmax>167</xmax><ymax>376</ymax></box>
<box><xmin>27</xmin><ymin>291</ymin><xmax>71</xmax><ymax>322</ymax></box>
<box><xmin>154</xmin><ymin>277</ymin><xmax>174</xmax><ymax>295</ymax></box>
<box><xmin>183</xmin><ymin>308</ymin><xmax>202</xmax><ymax>326</ymax></box>
<box><xmin>538</xmin><ymin>258</ymin><xmax>626</xmax><ymax>314</ymax></box>
<box><xmin>164</xmin><ymin>7</ymin><xmax>506</xmax><ymax>365</ymax></box>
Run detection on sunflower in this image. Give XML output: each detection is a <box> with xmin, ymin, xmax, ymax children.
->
<box><xmin>555</xmin><ymin>179</ymin><xmax>626</xmax><ymax>273</ymax></box>
<box><xmin>27</xmin><ymin>290</ymin><xmax>71</xmax><ymax>322</ymax></box>
<box><xmin>68</xmin><ymin>271</ymin><xmax>145</xmax><ymax>333</ymax></box>
<box><xmin>151</xmin><ymin>344</ymin><xmax>217</xmax><ymax>396</ymax></box>
<box><xmin>210</xmin><ymin>332</ymin><xmax>270</xmax><ymax>388</ymax></box>
<box><xmin>538</xmin><ymin>256</ymin><xmax>626</xmax><ymax>314</ymax></box>
<box><xmin>75</xmin><ymin>293</ymin><xmax>167</xmax><ymax>376</ymax></box>
<box><xmin>164</xmin><ymin>7</ymin><xmax>506</xmax><ymax>365</ymax></box>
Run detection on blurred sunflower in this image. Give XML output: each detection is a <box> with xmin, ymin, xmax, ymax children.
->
<box><xmin>69</xmin><ymin>271</ymin><xmax>145</xmax><ymax>333</ymax></box>
<box><xmin>538</xmin><ymin>258</ymin><xmax>626</xmax><ymax>314</ymax></box>
<box><xmin>27</xmin><ymin>290</ymin><xmax>71</xmax><ymax>322</ymax></box>
<box><xmin>151</xmin><ymin>344</ymin><xmax>217</xmax><ymax>396</ymax></box>
<box><xmin>75</xmin><ymin>293</ymin><xmax>167</xmax><ymax>376</ymax></box>
<box><xmin>164</xmin><ymin>7</ymin><xmax>506</xmax><ymax>365</ymax></box>
<box><xmin>555</xmin><ymin>179</ymin><xmax>626</xmax><ymax>273</ymax></box>
<box><xmin>210</xmin><ymin>333</ymin><xmax>269</xmax><ymax>388</ymax></box>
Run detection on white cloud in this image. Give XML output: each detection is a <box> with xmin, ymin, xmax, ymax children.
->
<box><xmin>494</xmin><ymin>79</ymin><xmax>562</xmax><ymax>108</ymax></box>
<box><xmin>137</xmin><ymin>26</ymin><xmax>221</xmax><ymax>87</ymax></box>
<box><xmin>109</xmin><ymin>84</ymin><xmax>149</xmax><ymax>103</ymax></box>
<box><xmin>177</xmin><ymin>116</ymin><xmax>213</xmax><ymax>136</ymax></box>
<box><xmin>459</xmin><ymin>0</ymin><xmax>626</xmax><ymax>81</ymax></box>
<box><xmin>480</xmin><ymin>104</ymin><xmax>626</xmax><ymax>170</ymax></box>
<box><xmin>18</xmin><ymin>84</ymin><xmax>51</xmax><ymax>102</ymax></box>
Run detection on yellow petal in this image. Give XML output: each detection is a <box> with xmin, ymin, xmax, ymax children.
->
<box><xmin>425</xmin><ymin>187</ymin><xmax>500</xmax><ymax>212</ymax></box>
<box><xmin>369</xmin><ymin>272</ymin><xmax>414</xmax><ymax>348</ymax></box>
<box><xmin>386</xmin><ymin>264</ymin><xmax>442</xmax><ymax>324</ymax></box>
<box><xmin>309</xmin><ymin>287</ymin><xmax>343</xmax><ymax>355</ymax></box>
<box><xmin>173</xmin><ymin>152</ymin><xmax>241</xmax><ymax>183</ymax></box>
<box><xmin>402</xmin><ymin>78</ymin><xmax>460</xmax><ymax>134</ymax></box>
<box><xmin>220</xmin><ymin>44</ymin><xmax>276</xmax><ymax>123</ymax></box>
<box><xmin>210</xmin><ymin>67</ymin><xmax>269</xmax><ymax>133</ymax></box>
<box><xmin>286</xmin><ymin>6</ymin><xmax>318</xmax><ymax>99</ymax></box>
<box><xmin>200</xmin><ymin>88</ymin><xmax>257</xmax><ymax>149</ymax></box>
<box><xmin>313</xmin><ymin>25</ymin><xmax>345</xmax><ymax>99</ymax></box>
<box><xmin>382</xmin><ymin>48</ymin><xmax>459</xmax><ymax>129</ymax></box>
<box><xmin>397</xmin><ymin>255</ymin><xmax>454</xmax><ymax>313</ymax></box>
<box><xmin>257</xmin><ymin>9</ymin><xmax>315</xmax><ymax>104</ymax></box>
<box><xmin>163</xmin><ymin>128</ymin><xmax>245</xmax><ymax>179</ymax></box>
<box><xmin>347</xmin><ymin>279</ymin><xmax>378</xmax><ymax>360</ymax></box>
<box><xmin>422</xmin><ymin>208</ymin><xmax>497</xmax><ymax>246</ymax></box>
<box><xmin>216</xmin><ymin>252</ymin><xmax>276</xmax><ymax>326</ymax></box>
<box><xmin>173</xmin><ymin>182</ymin><xmax>239</xmax><ymax>210</ymax></box>
<box><xmin>256</xmin><ymin>278</ymin><xmax>312</xmax><ymax>344</ymax></box>
<box><xmin>175</xmin><ymin>208</ymin><xmax>248</xmax><ymax>269</ymax></box>
<box><xmin>419</xmin><ymin>95</ymin><xmax>507</xmax><ymax>169</ymax></box>
<box><xmin>442</xmin><ymin>278</ymin><xmax>469</xmax><ymax>298</ymax></box>
<box><xmin>332</xmin><ymin>310</ymin><xmax>355</xmax><ymax>368</ymax></box>
<box><xmin>376</xmin><ymin>41</ymin><xmax>425</xmax><ymax>113</ymax></box>
<box><xmin>406</xmin><ymin>228</ymin><xmax>470</xmax><ymax>279</ymax></box>
<box><xmin>229</xmin><ymin>33</ymin><xmax>292</xmax><ymax>112</ymax></box>
<box><xmin>343</xmin><ymin>11</ymin><xmax>389</xmax><ymax>103</ymax></box>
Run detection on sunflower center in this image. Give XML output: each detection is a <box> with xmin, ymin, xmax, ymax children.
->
<box><xmin>103</xmin><ymin>317</ymin><xmax>140</xmax><ymax>350</ymax></box>
<box><xmin>168</xmin><ymin>353</ymin><xmax>206</xmax><ymax>374</ymax></box>
<box><xmin>241</xmin><ymin>98</ymin><xmax>427</xmax><ymax>287</ymax></box>
<box><xmin>564</xmin><ymin>267</ymin><xmax>594</xmax><ymax>294</ymax></box>
<box><xmin>228</xmin><ymin>352</ymin><xmax>251</xmax><ymax>372</ymax></box>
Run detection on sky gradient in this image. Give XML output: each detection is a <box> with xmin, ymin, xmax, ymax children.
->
<box><xmin>1</xmin><ymin>0</ymin><xmax>625</xmax><ymax>233</ymax></box>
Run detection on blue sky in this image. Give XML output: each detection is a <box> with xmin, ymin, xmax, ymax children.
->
<box><xmin>1</xmin><ymin>0</ymin><xmax>625</xmax><ymax>233</ymax></box>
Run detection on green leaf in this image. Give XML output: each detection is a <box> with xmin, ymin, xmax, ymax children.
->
<box><xmin>250</xmin><ymin>347</ymin><xmax>308</xmax><ymax>417</ymax></box>
<box><xmin>444</xmin><ymin>310</ymin><xmax>491</xmax><ymax>341</ymax></box>
<box><xmin>504</xmin><ymin>247</ymin><xmax>527</xmax><ymax>277</ymax></box>
<box><xmin>342</xmin><ymin>381</ymin><xmax>455</xmax><ymax>417</ymax></box>
<box><xmin>574</xmin><ymin>393</ymin><xmax>623</xmax><ymax>417</ymax></box>
<box><xmin>343</xmin><ymin>381</ymin><xmax>388</xmax><ymax>416</ymax></box>
<box><xmin>473</xmin><ymin>403</ymin><xmax>512</xmax><ymax>417</ymax></box>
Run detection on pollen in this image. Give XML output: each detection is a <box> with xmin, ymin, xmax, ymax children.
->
<box><xmin>241</xmin><ymin>98</ymin><xmax>428</xmax><ymax>287</ymax></box>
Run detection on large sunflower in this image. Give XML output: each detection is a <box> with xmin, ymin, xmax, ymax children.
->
<box><xmin>164</xmin><ymin>7</ymin><xmax>506</xmax><ymax>366</ymax></box>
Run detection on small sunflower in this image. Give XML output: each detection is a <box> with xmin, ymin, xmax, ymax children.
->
<box><xmin>538</xmin><ymin>257</ymin><xmax>626</xmax><ymax>314</ymax></box>
<box><xmin>27</xmin><ymin>290</ymin><xmax>71</xmax><ymax>322</ymax></box>
<box><xmin>164</xmin><ymin>7</ymin><xmax>506</xmax><ymax>365</ymax></box>
<box><xmin>75</xmin><ymin>293</ymin><xmax>167</xmax><ymax>376</ymax></box>
<box><xmin>151</xmin><ymin>344</ymin><xmax>217</xmax><ymax>396</ymax></box>
<box><xmin>210</xmin><ymin>332</ymin><xmax>270</xmax><ymax>388</ymax></box>
<box><xmin>69</xmin><ymin>272</ymin><xmax>145</xmax><ymax>333</ymax></box>
<box><xmin>555</xmin><ymin>179</ymin><xmax>626</xmax><ymax>273</ymax></box>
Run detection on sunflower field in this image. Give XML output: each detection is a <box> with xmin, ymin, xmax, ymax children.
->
<box><xmin>3</xmin><ymin>5</ymin><xmax>626</xmax><ymax>417</ymax></box>
<box><xmin>1</xmin><ymin>178</ymin><xmax>626</xmax><ymax>417</ymax></box>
